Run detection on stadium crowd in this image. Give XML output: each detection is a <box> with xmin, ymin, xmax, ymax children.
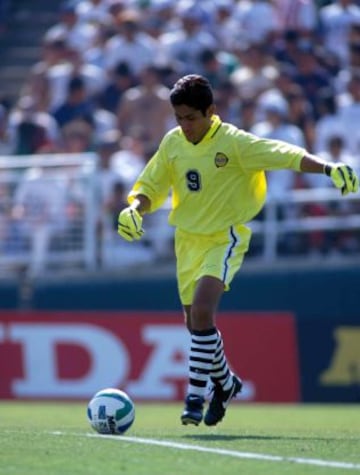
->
<box><xmin>1</xmin><ymin>0</ymin><xmax>360</xmax><ymax>272</ymax></box>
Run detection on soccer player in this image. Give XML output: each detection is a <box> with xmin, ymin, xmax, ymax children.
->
<box><xmin>117</xmin><ymin>74</ymin><xmax>359</xmax><ymax>426</ymax></box>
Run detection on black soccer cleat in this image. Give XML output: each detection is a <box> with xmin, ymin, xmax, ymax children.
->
<box><xmin>204</xmin><ymin>374</ymin><xmax>242</xmax><ymax>426</ymax></box>
<box><xmin>181</xmin><ymin>394</ymin><xmax>205</xmax><ymax>426</ymax></box>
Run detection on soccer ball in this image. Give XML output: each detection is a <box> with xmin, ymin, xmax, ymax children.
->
<box><xmin>87</xmin><ymin>388</ymin><xmax>135</xmax><ymax>435</ymax></box>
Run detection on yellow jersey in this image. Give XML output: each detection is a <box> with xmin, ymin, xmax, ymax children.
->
<box><xmin>128</xmin><ymin>115</ymin><xmax>305</xmax><ymax>234</ymax></box>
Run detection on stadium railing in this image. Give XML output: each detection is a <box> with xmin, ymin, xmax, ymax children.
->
<box><xmin>0</xmin><ymin>153</ymin><xmax>359</xmax><ymax>277</ymax></box>
<box><xmin>249</xmin><ymin>188</ymin><xmax>360</xmax><ymax>261</ymax></box>
<box><xmin>0</xmin><ymin>153</ymin><xmax>98</xmax><ymax>276</ymax></box>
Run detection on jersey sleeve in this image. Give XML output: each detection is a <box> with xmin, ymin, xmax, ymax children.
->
<box><xmin>128</xmin><ymin>142</ymin><xmax>171</xmax><ymax>213</ymax></box>
<box><xmin>237</xmin><ymin>131</ymin><xmax>305</xmax><ymax>172</ymax></box>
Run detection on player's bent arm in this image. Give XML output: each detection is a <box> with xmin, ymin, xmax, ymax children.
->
<box><xmin>130</xmin><ymin>194</ymin><xmax>151</xmax><ymax>216</ymax></box>
<box><xmin>299</xmin><ymin>153</ymin><xmax>359</xmax><ymax>195</ymax></box>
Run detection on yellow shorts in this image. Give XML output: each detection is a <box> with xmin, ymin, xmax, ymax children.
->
<box><xmin>175</xmin><ymin>224</ymin><xmax>252</xmax><ymax>305</ymax></box>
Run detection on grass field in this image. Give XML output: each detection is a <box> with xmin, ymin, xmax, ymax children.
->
<box><xmin>1</xmin><ymin>401</ymin><xmax>359</xmax><ymax>475</ymax></box>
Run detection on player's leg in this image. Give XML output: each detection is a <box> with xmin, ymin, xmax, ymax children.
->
<box><xmin>177</xmin><ymin>226</ymin><xmax>250</xmax><ymax>426</ymax></box>
<box><xmin>181</xmin><ymin>276</ymin><xmax>224</xmax><ymax>425</ymax></box>
<box><xmin>189</xmin><ymin>280</ymin><xmax>242</xmax><ymax>427</ymax></box>
<box><xmin>201</xmin><ymin>224</ymin><xmax>251</xmax><ymax>426</ymax></box>
<box><xmin>207</xmin><ymin>334</ymin><xmax>244</xmax><ymax>421</ymax></box>
<box><xmin>183</xmin><ymin>306</ymin><xmax>233</xmax><ymax>391</ymax></box>
<box><xmin>176</xmin><ymin>229</ymin><xmax>220</xmax><ymax>425</ymax></box>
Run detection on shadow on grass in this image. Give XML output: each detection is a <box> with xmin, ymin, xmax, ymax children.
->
<box><xmin>181</xmin><ymin>434</ymin><xmax>345</xmax><ymax>442</ymax></box>
<box><xmin>182</xmin><ymin>434</ymin><xmax>246</xmax><ymax>441</ymax></box>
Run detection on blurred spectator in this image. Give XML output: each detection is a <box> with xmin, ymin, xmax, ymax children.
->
<box><xmin>100</xmin><ymin>179</ymin><xmax>156</xmax><ymax>269</ymax></box>
<box><xmin>142</xmin><ymin>0</ymin><xmax>179</xmax><ymax>39</ymax></box>
<box><xmin>198</xmin><ymin>48</ymin><xmax>238</xmax><ymax>88</ymax></box>
<box><xmin>306</xmin><ymin>134</ymin><xmax>360</xmax><ymax>255</ymax></box>
<box><xmin>45</xmin><ymin>47</ymin><xmax>107</xmax><ymax>111</ymax></box>
<box><xmin>95</xmin><ymin>129</ymin><xmax>124</xmax><ymax>203</ymax></box>
<box><xmin>98</xmin><ymin>61</ymin><xmax>135</xmax><ymax>113</ymax></box>
<box><xmin>273</xmin><ymin>0</ymin><xmax>318</xmax><ymax>38</ymax></box>
<box><xmin>50</xmin><ymin>67</ymin><xmax>117</xmax><ymax>143</ymax></box>
<box><xmin>286</xmin><ymin>85</ymin><xmax>316</xmax><ymax>151</ymax></box>
<box><xmin>110</xmin><ymin>133</ymin><xmax>146</xmax><ymax>192</ymax></box>
<box><xmin>252</xmin><ymin>93</ymin><xmax>305</xmax><ymax>146</ymax></box>
<box><xmin>7</xmin><ymin>96</ymin><xmax>60</xmax><ymax>155</ymax></box>
<box><xmin>104</xmin><ymin>8</ymin><xmax>158</xmax><ymax>76</ymax></box>
<box><xmin>272</xmin><ymin>29</ymin><xmax>302</xmax><ymax>68</ymax></box>
<box><xmin>103</xmin><ymin>181</ymin><xmax>127</xmax><ymax>233</ymax></box>
<box><xmin>92</xmin><ymin>103</ymin><xmax>118</xmax><ymax>143</ymax></box>
<box><xmin>308</xmin><ymin>134</ymin><xmax>357</xmax><ymax>188</ymax></box>
<box><xmin>206</xmin><ymin>0</ymin><xmax>236</xmax><ymax>51</ymax></box>
<box><xmin>251</xmin><ymin>90</ymin><xmax>315</xmax><ymax>256</ymax></box>
<box><xmin>117</xmin><ymin>65</ymin><xmax>174</xmax><ymax>157</ymax></box>
<box><xmin>75</xmin><ymin>0</ymin><xmax>112</xmax><ymax>26</ymax></box>
<box><xmin>24</xmin><ymin>37</ymin><xmax>69</xmax><ymax>111</ymax></box>
<box><xmin>141</xmin><ymin>0</ymin><xmax>178</xmax><ymax>55</ymax></box>
<box><xmin>230</xmin><ymin>42</ymin><xmax>278</xmax><ymax>100</ymax></box>
<box><xmin>292</xmin><ymin>39</ymin><xmax>333</xmax><ymax>112</ymax></box>
<box><xmin>107</xmin><ymin>0</ymin><xmax>126</xmax><ymax>22</ymax></box>
<box><xmin>237</xmin><ymin>98</ymin><xmax>257</xmax><ymax>131</ymax></box>
<box><xmin>251</xmin><ymin>94</ymin><xmax>306</xmax><ymax>200</ymax></box>
<box><xmin>213</xmin><ymin>80</ymin><xmax>242</xmax><ymax>124</ymax></box>
<box><xmin>83</xmin><ymin>22</ymin><xmax>117</xmax><ymax>70</ymax></box>
<box><xmin>11</xmin><ymin>166</ymin><xmax>69</xmax><ymax>276</ymax></box>
<box><xmin>94</xmin><ymin>129</ymin><xmax>154</xmax><ymax>268</ymax></box>
<box><xmin>52</xmin><ymin>76</ymin><xmax>95</xmax><ymax>129</ymax></box>
<box><xmin>337</xmin><ymin>70</ymin><xmax>360</xmax><ymax>156</ymax></box>
<box><xmin>95</xmin><ymin>129</ymin><xmax>122</xmax><ymax>262</ymax></box>
<box><xmin>44</xmin><ymin>1</ymin><xmax>98</xmax><ymax>56</ymax></box>
<box><xmin>160</xmin><ymin>2</ymin><xmax>217</xmax><ymax>74</ymax></box>
<box><xmin>313</xmin><ymin>87</ymin><xmax>345</xmax><ymax>153</ymax></box>
<box><xmin>270</xmin><ymin>63</ymin><xmax>298</xmax><ymax>98</ymax></box>
<box><xmin>94</xmin><ymin>129</ymin><xmax>146</xmax><ymax>246</ymax></box>
<box><xmin>318</xmin><ymin>0</ymin><xmax>360</xmax><ymax>67</ymax></box>
<box><xmin>233</xmin><ymin>0</ymin><xmax>280</xmax><ymax>46</ymax></box>
<box><xmin>60</xmin><ymin>119</ymin><xmax>94</xmax><ymax>153</ymax></box>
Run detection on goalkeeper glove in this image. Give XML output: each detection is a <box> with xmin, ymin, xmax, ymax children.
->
<box><xmin>324</xmin><ymin>163</ymin><xmax>359</xmax><ymax>196</ymax></box>
<box><xmin>117</xmin><ymin>206</ymin><xmax>144</xmax><ymax>242</ymax></box>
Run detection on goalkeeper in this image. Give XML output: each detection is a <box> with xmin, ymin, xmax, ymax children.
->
<box><xmin>118</xmin><ymin>74</ymin><xmax>359</xmax><ymax>427</ymax></box>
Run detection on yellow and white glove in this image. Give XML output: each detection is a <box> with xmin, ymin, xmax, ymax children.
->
<box><xmin>117</xmin><ymin>206</ymin><xmax>144</xmax><ymax>242</ymax></box>
<box><xmin>324</xmin><ymin>163</ymin><xmax>359</xmax><ymax>196</ymax></box>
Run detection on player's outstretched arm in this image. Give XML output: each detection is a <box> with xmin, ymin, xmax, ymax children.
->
<box><xmin>300</xmin><ymin>154</ymin><xmax>359</xmax><ymax>195</ymax></box>
<box><xmin>117</xmin><ymin>195</ymin><xmax>151</xmax><ymax>242</ymax></box>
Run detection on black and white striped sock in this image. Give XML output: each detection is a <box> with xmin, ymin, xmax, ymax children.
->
<box><xmin>210</xmin><ymin>331</ymin><xmax>233</xmax><ymax>391</ymax></box>
<box><xmin>187</xmin><ymin>328</ymin><xmax>218</xmax><ymax>398</ymax></box>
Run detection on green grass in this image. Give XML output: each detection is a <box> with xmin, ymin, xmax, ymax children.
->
<box><xmin>1</xmin><ymin>402</ymin><xmax>359</xmax><ymax>475</ymax></box>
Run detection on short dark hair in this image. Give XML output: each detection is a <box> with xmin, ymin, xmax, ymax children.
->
<box><xmin>170</xmin><ymin>74</ymin><xmax>213</xmax><ymax>115</ymax></box>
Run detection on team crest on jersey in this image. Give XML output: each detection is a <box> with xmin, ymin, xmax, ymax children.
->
<box><xmin>214</xmin><ymin>152</ymin><xmax>229</xmax><ymax>168</ymax></box>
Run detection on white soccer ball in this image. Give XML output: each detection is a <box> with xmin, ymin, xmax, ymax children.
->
<box><xmin>87</xmin><ymin>388</ymin><xmax>135</xmax><ymax>435</ymax></box>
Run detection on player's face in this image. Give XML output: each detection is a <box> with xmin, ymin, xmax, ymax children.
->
<box><xmin>173</xmin><ymin>104</ymin><xmax>214</xmax><ymax>144</ymax></box>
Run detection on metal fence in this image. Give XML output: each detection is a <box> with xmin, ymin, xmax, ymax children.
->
<box><xmin>249</xmin><ymin>188</ymin><xmax>360</xmax><ymax>261</ymax></box>
<box><xmin>0</xmin><ymin>153</ymin><xmax>359</xmax><ymax>277</ymax></box>
<box><xmin>0</xmin><ymin>153</ymin><xmax>98</xmax><ymax>276</ymax></box>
